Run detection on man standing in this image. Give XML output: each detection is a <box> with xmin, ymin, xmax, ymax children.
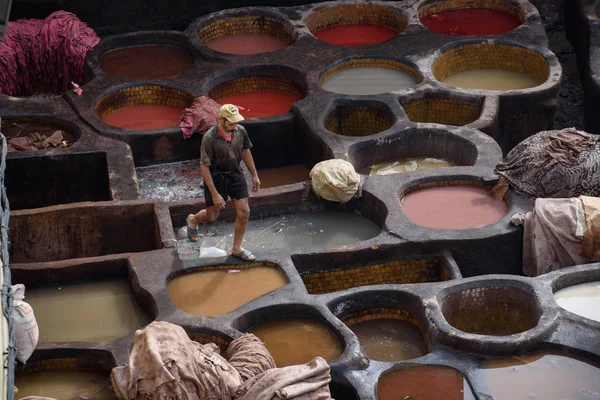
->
<box><xmin>186</xmin><ymin>104</ymin><xmax>260</xmax><ymax>261</ymax></box>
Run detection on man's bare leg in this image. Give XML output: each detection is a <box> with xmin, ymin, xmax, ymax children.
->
<box><xmin>187</xmin><ymin>206</ymin><xmax>220</xmax><ymax>241</ymax></box>
<box><xmin>231</xmin><ymin>198</ymin><xmax>254</xmax><ymax>260</ymax></box>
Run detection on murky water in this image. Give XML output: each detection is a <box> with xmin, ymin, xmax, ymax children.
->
<box><xmin>15</xmin><ymin>370</ymin><xmax>116</xmax><ymax>399</ymax></box>
<box><xmin>100</xmin><ymin>44</ymin><xmax>192</xmax><ymax>79</ymax></box>
<box><xmin>249</xmin><ymin>318</ymin><xmax>343</xmax><ymax>367</ymax></box>
<box><xmin>362</xmin><ymin>157</ymin><xmax>455</xmax><ymax>176</ymax></box>
<box><xmin>349</xmin><ymin>318</ymin><xmax>428</xmax><ymax>361</ymax></box>
<box><xmin>441</xmin><ymin>69</ymin><xmax>544</xmax><ymax>90</ymax></box>
<box><xmin>378</xmin><ymin>366</ymin><xmax>476</xmax><ymax>400</ymax></box>
<box><xmin>206</xmin><ymin>34</ymin><xmax>289</xmax><ymax>55</ymax></box>
<box><xmin>554</xmin><ymin>281</ymin><xmax>600</xmax><ymax>322</ymax></box>
<box><xmin>25</xmin><ymin>280</ymin><xmax>151</xmax><ymax>342</ymax></box>
<box><xmin>136</xmin><ymin>159</ymin><xmax>203</xmax><ymax>201</ymax></box>
<box><xmin>322</xmin><ymin>67</ymin><xmax>418</xmax><ymax>95</ymax></box>
<box><xmin>474</xmin><ymin>352</ymin><xmax>600</xmax><ymax>400</ymax></box>
<box><xmin>401</xmin><ymin>186</ymin><xmax>507</xmax><ymax>229</ymax></box>
<box><xmin>258</xmin><ymin>164</ymin><xmax>310</xmax><ymax>188</ymax></box>
<box><xmin>102</xmin><ymin>104</ymin><xmax>183</xmax><ymax>130</ymax></box>
<box><xmin>167</xmin><ymin>266</ymin><xmax>288</xmax><ymax>316</ymax></box>
<box><xmin>193</xmin><ymin>211</ymin><xmax>380</xmax><ymax>252</ymax></box>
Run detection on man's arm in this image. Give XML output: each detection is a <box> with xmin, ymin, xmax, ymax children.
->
<box><xmin>241</xmin><ymin>149</ymin><xmax>260</xmax><ymax>192</ymax></box>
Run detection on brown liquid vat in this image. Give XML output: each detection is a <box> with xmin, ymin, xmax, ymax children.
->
<box><xmin>167</xmin><ymin>262</ymin><xmax>289</xmax><ymax>316</ymax></box>
<box><xmin>324</xmin><ymin>103</ymin><xmax>395</xmax><ymax>137</ymax></box>
<box><xmin>439</xmin><ymin>284</ymin><xmax>541</xmax><ymax>336</ymax></box>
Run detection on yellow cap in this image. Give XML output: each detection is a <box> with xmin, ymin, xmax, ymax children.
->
<box><xmin>218</xmin><ymin>104</ymin><xmax>244</xmax><ymax>123</ymax></box>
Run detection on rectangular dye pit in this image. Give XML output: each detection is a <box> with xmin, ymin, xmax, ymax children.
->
<box><xmin>6</xmin><ymin>152</ymin><xmax>111</xmax><ymax>210</ymax></box>
<box><xmin>135</xmin><ymin>159</ymin><xmax>310</xmax><ymax>201</ymax></box>
<box><xmin>293</xmin><ymin>253</ymin><xmax>457</xmax><ymax>294</ymax></box>
<box><xmin>10</xmin><ymin>203</ymin><xmax>161</xmax><ymax>263</ymax></box>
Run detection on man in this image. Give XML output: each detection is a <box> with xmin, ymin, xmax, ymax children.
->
<box><xmin>186</xmin><ymin>104</ymin><xmax>260</xmax><ymax>261</ymax></box>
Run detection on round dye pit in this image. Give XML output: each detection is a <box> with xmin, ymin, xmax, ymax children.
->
<box><xmin>432</xmin><ymin>44</ymin><xmax>549</xmax><ymax>91</ymax></box>
<box><xmin>365</xmin><ymin>157</ymin><xmax>455</xmax><ymax>176</ymax></box>
<box><xmin>209</xmin><ymin>75</ymin><xmax>305</xmax><ymax>119</ymax></box>
<box><xmin>473</xmin><ymin>352</ymin><xmax>600</xmax><ymax>400</ymax></box>
<box><xmin>325</xmin><ymin>105</ymin><xmax>394</xmax><ymax>137</ymax></box>
<box><xmin>99</xmin><ymin>44</ymin><xmax>193</xmax><ymax>79</ymax></box>
<box><xmin>401</xmin><ymin>185</ymin><xmax>507</xmax><ymax>230</ymax></box>
<box><xmin>25</xmin><ymin>280</ymin><xmax>151</xmax><ymax>342</ymax></box>
<box><xmin>348</xmin><ymin>318</ymin><xmax>428</xmax><ymax>362</ymax></box>
<box><xmin>420</xmin><ymin>3</ymin><xmax>522</xmax><ymax>36</ymax></box>
<box><xmin>95</xmin><ymin>85</ymin><xmax>192</xmax><ymax>130</ymax></box>
<box><xmin>248</xmin><ymin>318</ymin><xmax>343</xmax><ymax>367</ymax></box>
<box><xmin>1</xmin><ymin>119</ymin><xmax>77</xmax><ymax>151</ymax></box>
<box><xmin>15</xmin><ymin>370</ymin><xmax>116</xmax><ymax>399</ymax></box>
<box><xmin>198</xmin><ymin>15</ymin><xmax>293</xmax><ymax>55</ymax></box>
<box><xmin>321</xmin><ymin>59</ymin><xmax>420</xmax><ymax>95</ymax></box>
<box><xmin>378</xmin><ymin>366</ymin><xmax>476</xmax><ymax>400</ymax></box>
<box><xmin>400</xmin><ymin>95</ymin><xmax>484</xmax><ymax>125</ymax></box>
<box><xmin>167</xmin><ymin>264</ymin><xmax>289</xmax><ymax>316</ymax></box>
<box><xmin>440</xmin><ymin>286</ymin><xmax>540</xmax><ymax>336</ymax></box>
<box><xmin>554</xmin><ymin>281</ymin><xmax>600</xmax><ymax>322</ymax></box>
<box><xmin>307</xmin><ymin>4</ymin><xmax>405</xmax><ymax>47</ymax></box>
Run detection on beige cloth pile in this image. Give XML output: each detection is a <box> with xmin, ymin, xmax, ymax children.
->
<box><xmin>512</xmin><ymin>196</ymin><xmax>600</xmax><ymax>276</ymax></box>
<box><xmin>310</xmin><ymin>159</ymin><xmax>361</xmax><ymax>203</ymax></box>
<box><xmin>111</xmin><ymin>322</ymin><xmax>333</xmax><ymax>400</ymax></box>
<box><xmin>7</xmin><ymin>131</ymin><xmax>64</xmax><ymax>152</ymax></box>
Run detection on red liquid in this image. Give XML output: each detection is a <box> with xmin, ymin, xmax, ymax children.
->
<box><xmin>314</xmin><ymin>24</ymin><xmax>398</xmax><ymax>46</ymax></box>
<box><xmin>100</xmin><ymin>45</ymin><xmax>192</xmax><ymax>79</ymax></box>
<box><xmin>206</xmin><ymin>34</ymin><xmax>289</xmax><ymax>55</ymax></box>
<box><xmin>401</xmin><ymin>186</ymin><xmax>507</xmax><ymax>229</ymax></box>
<box><xmin>421</xmin><ymin>8</ymin><xmax>521</xmax><ymax>36</ymax></box>
<box><xmin>102</xmin><ymin>104</ymin><xmax>183</xmax><ymax>130</ymax></box>
<box><xmin>217</xmin><ymin>91</ymin><xmax>299</xmax><ymax>119</ymax></box>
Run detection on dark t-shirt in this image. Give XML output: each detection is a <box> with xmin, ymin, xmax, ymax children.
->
<box><xmin>200</xmin><ymin>124</ymin><xmax>253</xmax><ymax>171</ymax></box>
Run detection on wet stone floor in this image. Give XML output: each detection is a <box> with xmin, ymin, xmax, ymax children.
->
<box><xmin>136</xmin><ymin>159</ymin><xmax>203</xmax><ymax>201</ymax></box>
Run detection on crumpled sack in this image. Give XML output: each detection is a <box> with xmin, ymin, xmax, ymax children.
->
<box><xmin>226</xmin><ymin>334</ymin><xmax>276</xmax><ymax>381</ymax></box>
<box><xmin>511</xmin><ymin>196</ymin><xmax>600</xmax><ymax>276</ymax></box>
<box><xmin>492</xmin><ymin>128</ymin><xmax>600</xmax><ymax>201</ymax></box>
<box><xmin>309</xmin><ymin>159</ymin><xmax>360</xmax><ymax>203</ymax></box>
<box><xmin>179</xmin><ymin>96</ymin><xmax>221</xmax><ymax>139</ymax></box>
<box><xmin>233</xmin><ymin>357</ymin><xmax>332</xmax><ymax>400</ymax></box>
<box><xmin>13</xmin><ymin>284</ymin><xmax>39</xmax><ymax>364</ymax></box>
<box><xmin>111</xmin><ymin>321</ymin><xmax>241</xmax><ymax>400</ymax></box>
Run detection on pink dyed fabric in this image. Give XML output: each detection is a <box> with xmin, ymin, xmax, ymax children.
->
<box><xmin>178</xmin><ymin>96</ymin><xmax>221</xmax><ymax>139</ymax></box>
<box><xmin>0</xmin><ymin>11</ymin><xmax>99</xmax><ymax>96</ymax></box>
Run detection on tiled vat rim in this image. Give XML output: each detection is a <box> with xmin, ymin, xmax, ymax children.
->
<box><xmin>208</xmin><ymin>76</ymin><xmax>304</xmax><ymax>101</ymax></box>
<box><xmin>198</xmin><ymin>14</ymin><xmax>294</xmax><ymax>44</ymax></box>
<box><xmin>305</xmin><ymin>3</ymin><xmax>407</xmax><ymax>33</ymax></box>
<box><xmin>301</xmin><ymin>257</ymin><xmax>453</xmax><ymax>295</ymax></box>
<box><xmin>399</xmin><ymin>179</ymin><xmax>491</xmax><ymax>197</ymax></box>
<box><xmin>94</xmin><ymin>85</ymin><xmax>193</xmax><ymax>120</ymax></box>
<box><xmin>432</xmin><ymin>42</ymin><xmax>550</xmax><ymax>83</ymax></box>
<box><xmin>324</xmin><ymin>105</ymin><xmax>394</xmax><ymax>137</ymax></box>
<box><xmin>418</xmin><ymin>0</ymin><xmax>525</xmax><ymax>21</ymax></box>
<box><xmin>168</xmin><ymin>261</ymin><xmax>288</xmax><ymax>282</ymax></box>
<box><xmin>320</xmin><ymin>58</ymin><xmax>423</xmax><ymax>85</ymax></box>
<box><xmin>400</xmin><ymin>95</ymin><xmax>483</xmax><ymax>126</ymax></box>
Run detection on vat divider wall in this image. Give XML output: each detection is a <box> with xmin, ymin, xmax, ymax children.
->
<box><xmin>5</xmin><ymin>1</ymin><xmax>599</xmax><ymax>399</ymax></box>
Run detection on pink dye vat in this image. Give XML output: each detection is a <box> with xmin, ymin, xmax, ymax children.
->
<box><xmin>401</xmin><ymin>186</ymin><xmax>507</xmax><ymax>229</ymax></box>
<box><xmin>314</xmin><ymin>24</ymin><xmax>398</xmax><ymax>46</ymax></box>
<box><xmin>217</xmin><ymin>91</ymin><xmax>299</xmax><ymax>119</ymax></box>
<box><xmin>102</xmin><ymin>104</ymin><xmax>183</xmax><ymax>130</ymax></box>
<box><xmin>206</xmin><ymin>34</ymin><xmax>289</xmax><ymax>55</ymax></box>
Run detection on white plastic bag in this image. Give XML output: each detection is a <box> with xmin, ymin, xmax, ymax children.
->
<box><xmin>309</xmin><ymin>159</ymin><xmax>360</xmax><ymax>203</ymax></box>
<box><xmin>199</xmin><ymin>246</ymin><xmax>227</xmax><ymax>258</ymax></box>
<box><xmin>12</xmin><ymin>284</ymin><xmax>39</xmax><ymax>363</ymax></box>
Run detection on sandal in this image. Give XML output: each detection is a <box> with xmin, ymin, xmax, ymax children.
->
<box><xmin>231</xmin><ymin>249</ymin><xmax>256</xmax><ymax>262</ymax></box>
<box><xmin>186</xmin><ymin>215</ymin><xmax>199</xmax><ymax>242</ymax></box>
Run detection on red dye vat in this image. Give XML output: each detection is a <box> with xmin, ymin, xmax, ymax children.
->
<box><xmin>207</xmin><ymin>34</ymin><xmax>289</xmax><ymax>55</ymax></box>
<box><xmin>217</xmin><ymin>92</ymin><xmax>299</xmax><ymax>119</ymax></box>
<box><xmin>421</xmin><ymin>8</ymin><xmax>521</xmax><ymax>36</ymax></box>
<box><xmin>313</xmin><ymin>24</ymin><xmax>398</xmax><ymax>46</ymax></box>
<box><xmin>102</xmin><ymin>104</ymin><xmax>183</xmax><ymax>130</ymax></box>
<box><xmin>401</xmin><ymin>186</ymin><xmax>507</xmax><ymax>229</ymax></box>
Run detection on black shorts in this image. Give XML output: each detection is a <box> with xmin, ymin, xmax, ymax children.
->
<box><xmin>205</xmin><ymin>167</ymin><xmax>248</xmax><ymax>206</ymax></box>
